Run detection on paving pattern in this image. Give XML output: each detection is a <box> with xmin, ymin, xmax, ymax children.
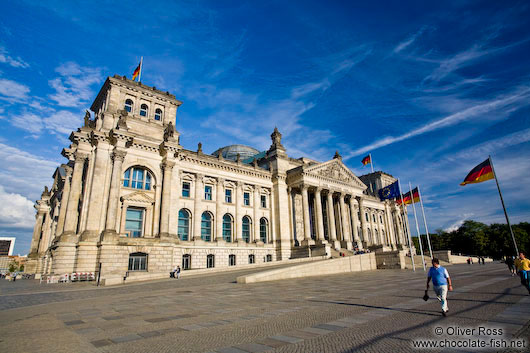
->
<box><xmin>0</xmin><ymin>262</ymin><xmax>528</xmax><ymax>353</ymax></box>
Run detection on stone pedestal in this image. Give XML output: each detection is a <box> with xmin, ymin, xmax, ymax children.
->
<box><xmin>340</xmin><ymin>240</ymin><xmax>353</xmax><ymax>251</ymax></box>
<box><xmin>301</xmin><ymin>239</ymin><xmax>315</xmax><ymax>246</ymax></box>
<box><xmin>51</xmin><ymin>242</ymin><xmax>77</xmax><ymax>274</ymax></box>
<box><xmin>75</xmin><ymin>241</ymin><xmax>99</xmax><ymax>272</ymax></box>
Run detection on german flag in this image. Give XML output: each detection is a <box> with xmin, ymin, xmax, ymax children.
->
<box><xmin>460</xmin><ymin>159</ymin><xmax>494</xmax><ymax>186</ymax></box>
<box><xmin>132</xmin><ymin>61</ymin><xmax>141</xmax><ymax>81</ymax></box>
<box><xmin>361</xmin><ymin>155</ymin><xmax>371</xmax><ymax>165</ymax></box>
<box><xmin>397</xmin><ymin>187</ymin><xmax>419</xmax><ymax>205</ymax></box>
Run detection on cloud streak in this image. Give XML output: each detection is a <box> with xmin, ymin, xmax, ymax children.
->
<box><xmin>344</xmin><ymin>86</ymin><xmax>530</xmax><ymax>159</ymax></box>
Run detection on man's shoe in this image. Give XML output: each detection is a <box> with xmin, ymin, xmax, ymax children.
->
<box><xmin>442</xmin><ymin>310</ymin><xmax>447</xmax><ymax>317</ymax></box>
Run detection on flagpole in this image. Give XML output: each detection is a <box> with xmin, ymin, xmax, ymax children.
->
<box><xmin>138</xmin><ymin>56</ymin><xmax>143</xmax><ymax>82</ymax></box>
<box><xmin>370</xmin><ymin>153</ymin><xmax>374</xmax><ymax>173</ymax></box>
<box><xmin>398</xmin><ymin>179</ymin><xmax>415</xmax><ymax>271</ymax></box>
<box><xmin>417</xmin><ymin>185</ymin><xmax>433</xmax><ymax>259</ymax></box>
<box><xmin>489</xmin><ymin>155</ymin><xmax>519</xmax><ymax>256</ymax></box>
<box><xmin>410</xmin><ymin>182</ymin><xmax>426</xmax><ymax>271</ymax></box>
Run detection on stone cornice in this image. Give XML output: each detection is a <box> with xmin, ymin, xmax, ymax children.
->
<box><xmin>178</xmin><ymin>150</ymin><xmax>272</xmax><ymax>181</ymax></box>
<box><xmin>108</xmin><ymin>75</ymin><xmax>182</xmax><ymax>105</ymax></box>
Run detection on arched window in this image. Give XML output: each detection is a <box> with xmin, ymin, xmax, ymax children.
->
<box><xmin>123</xmin><ymin>166</ymin><xmax>153</xmax><ymax>190</ymax></box>
<box><xmin>365</xmin><ymin>213</ymin><xmax>369</xmax><ymax>222</ymax></box>
<box><xmin>124</xmin><ymin>99</ymin><xmax>133</xmax><ymax>112</ymax></box>
<box><xmin>154</xmin><ymin>108</ymin><xmax>163</xmax><ymax>121</ymax></box>
<box><xmin>222</xmin><ymin>214</ymin><xmax>233</xmax><ymax>242</ymax></box>
<box><xmin>375</xmin><ymin>229</ymin><xmax>379</xmax><ymax>243</ymax></box>
<box><xmin>207</xmin><ymin>254</ymin><xmax>215</xmax><ymax>268</ymax></box>
<box><xmin>128</xmin><ymin>252</ymin><xmax>147</xmax><ymax>271</ymax></box>
<box><xmin>201</xmin><ymin>212</ymin><xmax>212</xmax><ymax>241</ymax></box>
<box><xmin>367</xmin><ymin>229</ymin><xmax>372</xmax><ymax>243</ymax></box>
<box><xmin>140</xmin><ymin>104</ymin><xmax>148</xmax><ymax>117</ymax></box>
<box><xmin>380</xmin><ymin>215</ymin><xmax>383</xmax><ymax>224</ymax></box>
<box><xmin>259</xmin><ymin>217</ymin><xmax>268</xmax><ymax>243</ymax></box>
<box><xmin>182</xmin><ymin>254</ymin><xmax>191</xmax><ymax>270</ymax></box>
<box><xmin>242</xmin><ymin>216</ymin><xmax>251</xmax><ymax>243</ymax></box>
<box><xmin>178</xmin><ymin>209</ymin><xmax>191</xmax><ymax>241</ymax></box>
<box><xmin>373</xmin><ymin>214</ymin><xmax>376</xmax><ymax>222</ymax></box>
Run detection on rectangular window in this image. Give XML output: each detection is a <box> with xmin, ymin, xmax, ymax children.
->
<box><xmin>205</xmin><ymin>185</ymin><xmax>212</xmax><ymax>200</ymax></box>
<box><xmin>243</xmin><ymin>192</ymin><xmax>250</xmax><ymax>206</ymax></box>
<box><xmin>261</xmin><ymin>195</ymin><xmax>266</xmax><ymax>208</ymax></box>
<box><xmin>182</xmin><ymin>182</ymin><xmax>190</xmax><ymax>197</ymax></box>
<box><xmin>225</xmin><ymin>189</ymin><xmax>232</xmax><ymax>203</ymax></box>
<box><xmin>125</xmin><ymin>208</ymin><xmax>143</xmax><ymax>238</ymax></box>
<box><xmin>128</xmin><ymin>254</ymin><xmax>148</xmax><ymax>271</ymax></box>
<box><xmin>229</xmin><ymin>254</ymin><xmax>236</xmax><ymax>266</ymax></box>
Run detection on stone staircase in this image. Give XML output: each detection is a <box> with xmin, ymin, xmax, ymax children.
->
<box><xmin>290</xmin><ymin>244</ymin><xmax>330</xmax><ymax>259</ymax></box>
<box><xmin>329</xmin><ymin>248</ymin><xmax>354</xmax><ymax>258</ymax></box>
<box><xmin>403</xmin><ymin>254</ymin><xmax>450</xmax><ymax>269</ymax></box>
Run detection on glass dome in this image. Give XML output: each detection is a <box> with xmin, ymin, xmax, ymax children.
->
<box><xmin>212</xmin><ymin>144</ymin><xmax>260</xmax><ymax>161</ymax></box>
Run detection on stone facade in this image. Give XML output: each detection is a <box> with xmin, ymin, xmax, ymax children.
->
<box><xmin>26</xmin><ymin>75</ymin><xmax>411</xmax><ymax>281</ymax></box>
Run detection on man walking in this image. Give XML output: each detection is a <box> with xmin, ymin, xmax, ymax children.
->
<box><xmin>426</xmin><ymin>258</ymin><xmax>453</xmax><ymax>316</ymax></box>
<box><xmin>514</xmin><ymin>252</ymin><xmax>530</xmax><ymax>294</ymax></box>
<box><xmin>506</xmin><ymin>256</ymin><xmax>515</xmax><ymax>276</ymax></box>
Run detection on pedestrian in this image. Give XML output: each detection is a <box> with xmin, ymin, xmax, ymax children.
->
<box><xmin>506</xmin><ymin>256</ymin><xmax>515</xmax><ymax>276</ymax></box>
<box><xmin>482</xmin><ymin>257</ymin><xmax>485</xmax><ymax>265</ymax></box>
<box><xmin>514</xmin><ymin>252</ymin><xmax>530</xmax><ymax>294</ymax></box>
<box><xmin>426</xmin><ymin>258</ymin><xmax>453</xmax><ymax>316</ymax></box>
<box><xmin>12</xmin><ymin>272</ymin><xmax>17</xmax><ymax>282</ymax></box>
<box><xmin>176</xmin><ymin>266</ymin><xmax>181</xmax><ymax>279</ymax></box>
<box><xmin>467</xmin><ymin>258</ymin><xmax>470</xmax><ymax>265</ymax></box>
<box><xmin>170</xmin><ymin>266</ymin><xmax>177</xmax><ymax>278</ymax></box>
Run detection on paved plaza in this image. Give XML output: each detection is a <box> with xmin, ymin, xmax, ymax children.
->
<box><xmin>0</xmin><ymin>262</ymin><xmax>528</xmax><ymax>353</ymax></box>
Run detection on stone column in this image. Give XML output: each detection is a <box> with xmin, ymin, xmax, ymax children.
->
<box><xmin>55</xmin><ymin>166</ymin><xmax>72</xmax><ymax>236</ymax></box>
<box><xmin>357</xmin><ymin>196</ymin><xmax>368</xmax><ymax>247</ymax></box>
<box><xmin>287</xmin><ymin>186</ymin><xmax>294</xmax><ymax>245</ymax></box>
<box><xmin>254</xmin><ymin>185</ymin><xmax>261</xmax><ymax>243</ymax></box>
<box><xmin>82</xmin><ymin>142</ymin><xmax>112</xmax><ymax>241</ymax></box>
<box><xmin>301</xmin><ymin>184</ymin><xmax>314</xmax><ymax>246</ymax></box>
<box><xmin>101</xmin><ymin>150</ymin><xmax>127</xmax><ymax>241</ymax></box>
<box><xmin>215</xmin><ymin>178</ymin><xmax>224</xmax><ymax>242</ymax></box>
<box><xmin>384</xmin><ymin>203</ymin><xmax>396</xmax><ymax>249</ymax></box>
<box><xmin>29</xmin><ymin>211</ymin><xmax>45</xmax><ymax>255</ymax></box>
<box><xmin>193</xmin><ymin>174</ymin><xmax>203</xmax><ymax>241</ymax></box>
<box><xmin>314</xmin><ymin>188</ymin><xmax>325</xmax><ymax>243</ymax></box>
<box><xmin>159</xmin><ymin>159</ymin><xmax>175</xmax><ymax>239</ymax></box>
<box><xmin>339</xmin><ymin>193</ymin><xmax>352</xmax><ymax>250</ymax></box>
<box><xmin>349</xmin><ymin>197</ymin><xmax>362</xmax><ymax>250</ymax></box>
<box><xmin>235</xmin><ymin>181</ymin><xmax>243</xmax><ymax>242</ymax></box>
<box><xmin>62</xmin><ymin>152</ymin><xmax>89</xmax><ymax>239</ymax></box>
<box><xmin>326</xmin><ymin>191</ymin><xmax>339</xmax><ymax>249</ymax></box>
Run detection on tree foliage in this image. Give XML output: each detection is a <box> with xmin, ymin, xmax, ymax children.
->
<box><xmin>411</xmin><ymin>220</ymin><xmax>529</xmax><ymax>259</ymax></box>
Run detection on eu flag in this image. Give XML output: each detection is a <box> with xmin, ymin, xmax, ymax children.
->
<box><xmin>378</xmin><ymin>181</ymin><xmax>400</xmax><ymax>200</ymax></box>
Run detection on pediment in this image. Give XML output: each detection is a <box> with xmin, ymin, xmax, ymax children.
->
<box><xmin>121</xmin><ymin>191</ymin><xmax>155</xmax><ymax>204</ymax></box>
<box><xmin>304</xmin><ymin>159</ymin><xmax>367</xmax><ymax>190</ymax></box>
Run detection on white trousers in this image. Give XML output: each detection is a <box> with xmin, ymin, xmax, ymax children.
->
<box><xmin>434</xmin><ymin>285</ymin><xmax>448</xmax><ymax>312</ymax></box>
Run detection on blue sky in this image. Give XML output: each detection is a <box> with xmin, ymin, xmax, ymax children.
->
<box><xmin>1</xmin><ymin>1</ymin><xmax>530</xmax><ymax>255</ymax></box>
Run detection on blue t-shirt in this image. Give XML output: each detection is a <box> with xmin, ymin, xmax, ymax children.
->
<box><xmin>428</xmin><ymin>266</ymin><xmax>449</xmax><ymax>286</ymax></box>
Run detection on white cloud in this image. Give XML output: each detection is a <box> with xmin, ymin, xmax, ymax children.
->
<box><xmin>0</xmin><ymin>78</ymin><xmax>30</xmax><ymax>103</ymax></box>
<box><xmin>0</xmin><ymin>142</ymin><xmax>58</xmax><ymax>201</ymax></box>
<box><xmin>0</xmin><ymin>47</ymin><xmax>29</xmax><ymax>68</ymax></box>
<box><xmin>10</xmin><ymin>112</ymin><xmax>44</xmax><ymax>135</ymax></box>
<box><xmin>0</xmin><ymin>185</ymin><xmax>35</xmax><ymax>230</ymax></box>
<box><xmin>393</xmin><ymin>26</ymin><xmax>429</xmax><ymax>54</ymax></box>
<box><xmin>344</xmin><ymin>86</ymin><xmax>530</xmax><ymax>159</ymax></box>
<box><xmin>48</xmin><ymin>62</ymin><xmax>102</xmax><ymax>107</ymax></box>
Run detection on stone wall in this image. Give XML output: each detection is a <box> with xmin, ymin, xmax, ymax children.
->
<box><xmin>237</xmin><ymin>252</ymin><xmax>376</xmax><ymax>284</ymax></box>
<box><xmin>375</xmin><ymin>250</ymin><xmax>405</xmax><ymax>269</ymax></box>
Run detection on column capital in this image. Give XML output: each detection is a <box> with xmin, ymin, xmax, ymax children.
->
<box><xmin>300</xmin><ymin>183</ymin><xmax>310</xmax><ymax>191</ymax></box>
<box><xmin>195</xmin><ymin>173</ymin><xmax>204</xmax><ymax>181</ymax></box>
<box><xmin>74</xmin><ymin>152</ymin><xmax>89</xmax><ymax>163</ymax></box>
<box><xmin>161</xmin><ymin>159</ymin><xmax>176</xmax><ymax>170</ymax></box>
<box><xmin>112</xmin><ymin>149</ymin><xmax>127</xmax><ymax>162</ymax></box>
<box><xmin>314</xmin><ymin>187</ymin><xmax>322</xmax><ymax>194</ymax></box>
<box><xmin>63</xmin><ymin>165</ymin><xmax>73</xmax><ymax>177</ymax></box>
<box><xmin>217</xmin><ymin>177</ymin><xmax>225</xmax><ymax>185</ymax></box>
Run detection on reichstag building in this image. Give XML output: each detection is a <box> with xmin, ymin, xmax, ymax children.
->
<box><xmin>26</xmin><ymin>75</ymin><xmax>411</xmax><ymax>283</ymax></box>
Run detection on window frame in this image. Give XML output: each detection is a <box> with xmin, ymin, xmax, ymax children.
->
<box><xmin>178</xmin><ymin>209</ymin><xmax>191</xmax><ymax>241</ymax></box>
<box><xmin>249</xmin><ymin>254</ymin><xmax>255</xmax><ymax>264</ymax></box>
<box><xmin>125</xmin><ymin>207</ymin><xmax>144</xmax><ymax>238</ymax></box>
<box><xmin>154</xmin><ymin>108</ymin><xmax>163</xmax><ymax>121</ymax></box>
<box><xmin>259</xmin><ymin>217</ymin><xmax>268</xmax><ymax>243</ymax></box>
<box><xmin>243</xmin><ymin>192</ymin><xmax>250</xmax><ymax>206</ymax></box>
<box><xmin>206</xmin><ymin>254</ymin><xmax>215</xmax><ymax>268</ymax></box>
<box><xmin>182</xmin><ymin>182</ymin><xmax>191</xmax><ymax>198</ymax></box>
<box><xmin>128</xmin><ymin>252</ymin><xmax>148</xmax><ymax>271</ymax></box>
<box><xmin>222</xmin><ymin>214</ymin><xmax>232</xmax><ymax>242</ymax></box>
<box><xmin>260</xmin><ymin>195</ymin><xmax>267</xmax><ymax>208</ymax></box>
<box><xmin>204</xmin><ymin>185</ymin><xmax>213</xmax><ymax>201</ymax></box>
<box><xmin>201</xmin><ymin>212</ymin><xmax>212</xmax><ymax>242</ymax></box>
<box><xmin>242</xmin><ymin>216</ymin><xmax>251</xmax><ymax>243</ymax></box>
<box><xmin>140</xmin><ymin>103</ymin><xmax>149</xmax><ymax>117</ymax></box>
<box><xmin>228</xmin><ymin>254</ymin><xmax>236</xmax><ymax>266</ymax></box>
<box><xmin>123</xmin><ymin>166</ymin><xmax>152</xmax><ymax>191</ymax></box>
<box><xmin>124</xmin><ymin>99</ymin><xmax>133</xmax><ymax>113</ymax></box>
<box><xmin>182</xmin><ymin>254</ymin><xmax>191</xmax><ymax>270</ymax></box>
<box><xmin>225</xmin><ymin>189</ymin><xmax>232</xmax><ymax>203</ymax></box>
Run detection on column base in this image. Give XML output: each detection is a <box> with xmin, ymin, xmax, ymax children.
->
<box><xmin>331</xmin><ymin>240</ymin><xmax>341</xmax><ymax>250</ymax></box>
<box><xmin>80</xmin><ymin>230</ymin><xmax>101</xmax><ymax>242</ymax></box>
<box><xmin>354</xmin><ymin>240</ymin><xmax>363</xmax><ymax>251</ymax></box>
<box><xmin>57</xmin><ymin>231</ymin><xmax>77</xmax><ymax>243</ymax></box>
<box><xmin>102</xmin><ymin>229</ymin><xmax>119</xmax><ymax>242</ymax></box>
<box><xmin>340</xmin><ymin>241</ymin><xmax>353</xmax><ymax>251</ymax></box>
<box><xmin>301</xmin><ymin>239</ymin><xmax>315</xmax><ymax>246</ymax></box>
<box><xmin>315</xmin><ymin>239</ymin><xmax>328</xmax><ymax>245</ymax></box>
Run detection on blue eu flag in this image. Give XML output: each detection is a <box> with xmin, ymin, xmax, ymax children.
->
<box><xmin>378</xmin><ymin>181</ymin><xmax>400</xmax><ymax>200</ymax></box>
